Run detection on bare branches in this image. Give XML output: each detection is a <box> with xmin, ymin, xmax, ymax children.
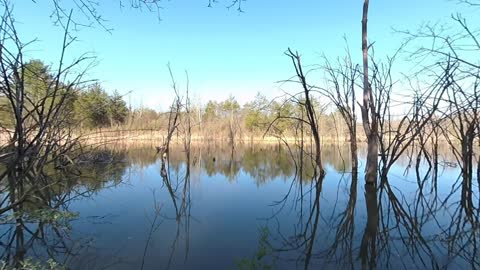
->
<box><xmin>225</xmin><ymin>0</ymin><xmax>245</xmax><ymax>12</ymax></box>
<box><xmin>399</xmin><ymin>13</ymin><xmax>480</xmax><ymax>73</ymax></box>
<box><xmin>398</xmin><ymin>4</ymin><xmax>480</xmax><ymax>221</ymax></box>
<box><xmin>284</xmin><ymin>48</ymin><xmax>325</xmax><ymax>178</ymax></box>
<box><xmin>457</xmin><ymin>0</ymin><xmax>480</xmax><ymax>6</ymax></box>
<box><xmin>371</xmin><ymin>55</ymin><xmax>448</xmax><ymax>181</ymax></box>
<box><xmin>0</xmin><ymin>2</ymin><xmax>94</xmax><ymax>217</ymax></box>
<box><xmin>318</xmin><ymin>48</ymin><xmax>359</xmax><ymax>174</ymax></box>
<box><xmin>48</xmin><ymin>0</ymin><xmax>164</xmax><ymax>31</ymax></box>
<box><xmin>157</xmin><ymin>63</ymin><xmax>182</xmax><ymax>165</ymax></box>
<box><xmin>37</xmin><ymin>0</ymin><xmax>246</xmax><ymax>31</ymax></box>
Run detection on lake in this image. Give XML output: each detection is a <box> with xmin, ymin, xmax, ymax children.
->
<box><xmin>0</xmin><ymin>143</ymin><xmax>477</xmax><ymax>270</ymax></box>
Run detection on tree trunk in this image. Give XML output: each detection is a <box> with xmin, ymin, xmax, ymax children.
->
<box><xmin>351</xmin><ymin>69</ymin><xmax>358</xmax><ymax>178</ymax></box>
<box><xmin>286</xmin><ymin>49</ymin><xmax>325</xmax><ymax>177</ymax></box>
<box><xmin>303</xmin><ymin>87</ymin><xmax>324</xmax><ymax>176</ymax></box>
<box><xmin>351</xmin><ymin>135</ymin><xmax>358</xmax><ymax>178</ymax></box>
<box><xmin>477</xmin><ymin>129</ymin><xmax>479</xmax><ymax>193</ymax></box>
<box><xmin>461</xmin><ymin>131</ymin><xmax>474</xmax><ymax>215</ymax></box>
<box><xmin>361</xmin><ymin>0</ymin><xmax>378</xmax><ymax>185</ymax></box>
<box><xmin>432</xmin><ymin>127</ymin><xmax>439</xmax><ymax>183</ymax></box>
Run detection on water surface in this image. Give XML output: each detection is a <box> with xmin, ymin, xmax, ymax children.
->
<box><xmin>1</xmin><ymin>144</ymin><xmax>477</xmax><ymax>270</ymax></box>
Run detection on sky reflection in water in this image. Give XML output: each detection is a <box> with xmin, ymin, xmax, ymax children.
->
<box><xmin>1</xmin><ymin>144</ymin><xmax>477</xmax><ymax>270</ymax></box>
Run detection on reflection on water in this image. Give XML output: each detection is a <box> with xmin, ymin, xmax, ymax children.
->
<box><xmin>0</xmin><ymin>144</ymin><xmax>477</xmax><ymax>269</ymax></box>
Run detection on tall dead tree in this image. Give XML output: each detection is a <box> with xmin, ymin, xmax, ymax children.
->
<box><xmin>283</xmin><ymin>49</ymin><xmax>325</xmax><ymax>177</ymax></box>
<box><xmin>157</xmin><ymin>64</ymin><xmax>182</xmax><ymax>173</ymax></box>
<box><xmin>360</xmin><ymin>0</ymin><xmax>378</xmax><ymax>185</ymax></box>
<box><xmin>177</xmin><ymin>71</ymin><xmax>192</xmax><ymax>155</ymax></box>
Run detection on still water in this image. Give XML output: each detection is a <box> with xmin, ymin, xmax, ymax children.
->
<box><xmin>1</xmin><ymin>144</ymin><xmax>478</xmax><ymax>269</ymax></box>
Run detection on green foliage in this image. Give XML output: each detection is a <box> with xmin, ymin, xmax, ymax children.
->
<box><xmin>236</xmin><ymin>227</ymin><xmax>274</xmax><ymax>270</ymax></box>
<box><xmin>73</xmin><ymin>84</ymin><xmax>128</xmax><ymax>128</ymax></box>
<box><xmin>23</xmin><ymin>60</ymin><xmax>71</xmax><ymax>122</ymax></box>
<box><xmin>107</xmin><ymin>90</ymin><xmax>128</xmax><ymax>126</ymax></box>
<box><xmin>24</xmin><ymin>59</ymin><xmax>51</xmax><ymax>103</ymax></box>
<box><xmin>128</xmin><ymin>107</ymin><xmax>160</xmax><ymax>128</ymax></box>
<box><xmin>27</xmin><ymin>209</ymin><xmax>79</xmax><ymax>224</ymax></box>
<box><xmin>221</xmin><ymin>95</ymin><xmax>240</xmax><ymax>113</ymax></box>
<box><xmin>0</xmin><ymin>209</ymin><xmax>78</xmax><ymax>226</ymax></box>
<box><xmin>0</xmin><ymin>59</ymin><xmax>130</xmax><ymax>130</ymax></box>
<box><xmin>74</xmin><ymin>83</ymin><xmax>110</xmax><ymax>128</ymax></box>
<box><xmin>0</xmin><ymin>60</ymin><xmax>53</xmax><ymax>128</ymax></box>
<box><xmin>0</xmin><ymin>258</ymin><xmax>66</xmax><ymax>270</ymax></box>
<box><xmin>270</xmin><ymin>100</ymin><xmax>294</xmax><ymax>134</ymax></box>
<box><xmin>203</xmin><ymin>95</ymin><xmax>241</xmax><ymax>127</ymax></box>
<box><xmin>0</xmin><ymin>56</ymin><xmax>348</xmax><ymax>139</ymax></box>
<box><xmin>244</xmin><ymin>110</ymin><xmax>262</xmax><ymax>132</ymax></box>
<box><xmin>1</xmin><ymin>60</ymin><xmax>79</xmax><ymax>129</ymax></box>
<box><xmin>204</xmin><ymin>100</ymin><xmax>218</xmax><ymax>121</ymax></box>
<box><xmin>244</xmin><ymin>93</ymin><xmax>269</xmax><ymax>133</ymax></box>
<box><xmin>0</xmin><ymin>58</ymin><xmax>129</xmax><ymax>130</ymax></box>
<box><xmin>0</xmin><ymin>97</ymin><xmax>13</xmax><ymax>128</ymax></box>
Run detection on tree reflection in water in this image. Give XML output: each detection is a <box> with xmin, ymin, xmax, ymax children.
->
<box><xmin>263</xmin><ymin>143</ymin><xmax>479</xmax><ymax>270</ymax></box>
<box><xmin>0</xmin><ymin>150</ymin><xmax>129</xmax><ymax>269</ymax></box>
<box><xmin>0</xmin><ymin>144</ymin><xmax>477</xmax><ymax>269</ymax></box>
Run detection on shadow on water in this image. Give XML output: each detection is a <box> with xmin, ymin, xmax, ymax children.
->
<box><xmin>0</xmin><ymin>143</ymin><xmax>477</xmax><ymax>269</ymax></box>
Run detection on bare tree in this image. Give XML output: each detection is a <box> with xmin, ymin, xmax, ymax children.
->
<box><xmin>356</xmin><ymin>0</ymin><xmax>451</xmax><ymax>185</ymax></box>
<box><xmin>156</xmin><ymin>64</ymin><xmax>182</xmax><ymax>169</ymax></box>
<box><xmin>181</xmin><ymin>71</ymin><xmax>192</xmax><ymax>154</ymax></box>
<box><xmin>400</xmin><ymin>11</ymin><xmax>480</xmax><ymax>217</ymax></box>
<box><xmin>368</xmin><ymin>55</ymin><xmax>448</xmax><ymax>183</ymax></box>
<box><xmin>282</xmin><ymin>48</ymin><xmax>325</xmax><ymax>177</ymax></box>
<box><xmin>0</xmin><ymin>3</ymin><xmax>93</xmax><ymax>216</ymax></box>
<box><xmin>319</xmin><ymin>49</ymin><xmax>359</xmax><ymax>176</ymax></box>
<box><xmin>359</xmin><ymin>0</ymin><xmax>379</xmax><ymax>185</ymax></box>
<box><xmin>440</xmin><ymin>71</ymin><xmax>479</xmax><ymax>217</ymax></box>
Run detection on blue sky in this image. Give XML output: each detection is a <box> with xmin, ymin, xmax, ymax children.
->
<box><xmin>12</xmin><ymin>0</ymin><xmax>480</xmax><ymax>110</ymax></box>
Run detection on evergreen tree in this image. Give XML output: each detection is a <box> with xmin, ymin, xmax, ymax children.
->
<box><xmin>74</xmin><ymin>84</ymin><xmax>110</xmax><ymax>128</ymax></box>
<box><xmin>107</xmin><ymin>90</ymin><xmax>128</xmax><ymax>126</ymax></box>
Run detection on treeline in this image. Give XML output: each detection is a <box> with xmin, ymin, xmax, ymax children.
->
<box><xmin>118</xmin><ymin>94</ymin><xmax>351</xmax><ymax>142</ymax></box>
<box><xmin>1</xmin><ymin>57</ymin><xmax>475</xmax><ymax>150</ymax></box>
<box><xmin>0</xmin><ymin>59</ymin><xmax>129</xmax><ymax>130</ymax></box>
<box><xmin>0</xmin><ymin>60</ymin><xmax>352</xmax><ymax>142</ymax></box>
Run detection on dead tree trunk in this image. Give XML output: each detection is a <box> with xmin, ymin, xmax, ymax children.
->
<box><xmin>431</xmin><ymin>122</ymin><xmax>440</xmax><ymax>184</ymax></box>
<box><xmin>360</xmin><ymin>0</ymin><xmax>378</xmax><ymax>185</ymax></box>
<box><xmin>351</xmin><ymin>81</ymin><xmax>358</xmax><ymax>178</ymax></box>
<box><xmin>159</xmin><ymin>65</ymin><xmax>184</xmax><ymax>173</ymax></box>
<box><xmin>477</xmin><ymin>125</ymin><xmax>480</xmax><ymax>191</ymax></box>
<box><xmin>285</xmin><ymin>49</ymin><xmax>325</xmax><ymax>177</ymax></box>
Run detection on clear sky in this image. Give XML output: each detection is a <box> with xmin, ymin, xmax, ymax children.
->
<box><xmin>11</xmin><ymin>0</ymin><xmax>480</xmax><ymax>111</ymax></box>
